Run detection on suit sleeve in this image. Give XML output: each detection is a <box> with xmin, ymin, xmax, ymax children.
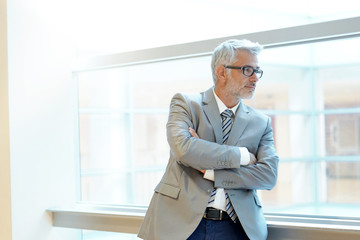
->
<box><xmin>167</xmin><ymin>93</ymin><xmax>241</xmax><ymax>170</ymax></box>
<box><xmin>214</xmin><ymin>117</ymin><xmax>279</xmax><ymax>190</ymax></box>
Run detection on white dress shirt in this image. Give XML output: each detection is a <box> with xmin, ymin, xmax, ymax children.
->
<box><xmin>204</xmin><ymin>89</ymin><xmax>250</xmax><ymax>211</ymax></box>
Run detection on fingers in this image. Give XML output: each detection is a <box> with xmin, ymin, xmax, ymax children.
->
<box><xmin>188</xmin><ymin>127</ymin><xmax>199</xmax><ymax>138</ymax></box>
<box><xmin>248</xmin><ymin>152</ymin><xmax>258</xmax><ymax>165</ymax></box>
<box><xmin>188</xmin><ymin>128</ymin><xmax>204</xmax><ymax>173</ymax></box>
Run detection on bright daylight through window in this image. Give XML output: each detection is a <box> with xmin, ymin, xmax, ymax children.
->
<box><xmin>71</xmin><ymin>0</ymin><xmax>360</xmax><ymax>239</ymax></box>
<box><xmin>76</xmin><ymin>37</ymin><xmax>360</xmax><ymax>218</ymax></box>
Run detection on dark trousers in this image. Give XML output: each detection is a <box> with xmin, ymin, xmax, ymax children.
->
<box><xmin>187</xmin><ymin>218</ymin><xmax>250</xmax><ymax>240</ymax></box>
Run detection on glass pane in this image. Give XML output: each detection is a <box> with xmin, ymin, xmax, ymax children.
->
<box><xmin>134</xmin><ymin>171</ymin><xmax>164</xmax><ymax>206</ymax></box>
<box><xmin>130</xmin><ymin>56</ymin><xmax>212</xmax><ymax>108</ymax></box>
<box><xmin>81</xmin><ymin>174</ymin><xmax>131</xmax><ymax>204</ymax></box>
<box><xmin>321</xmin><ymin>67</ymin><xmax>360</xmax><ymax>109</ymax></box>
<box><xmin>314</xmin><ymin>161</ymin><xmax>360</xmax><ymax>217</ymax></box>
<box><xmin>244</xmin><ymin>65</ymin><xmax>312</xmax><ymax>111</ymax></box>
<box><xmin>325</xmin><ymin>161</ymin><xmax>360</xmax><ymax>204</ymax></box>
<box><xmin>133</xmin><ymin>114</ymin><xmax>169</xmax><ymax>167</ymax></box>
<box><xmin>261</xmin><ymin>161</ymin><xmax>316</xmax><ymax>213</ymax></box>
<box><xmin>271</xmin><ymin>115</ymin><xmax>313</xmax><ymax>159</ymax></box>
<box><xmin>260</xmin><ymin>37</ymin><xmax>360</xmax><ymax>112</ymax></box>
<box><xmin>324</xmin><ymin>114</ymin><xmax>360</xmax><ymax>156</ymax></box>
<box><xmin>79</xmin><ymin>114</ymin><xmax>130</xmax><ymax>170</ymax></box>
<box><xmin>78</xmin><ymin>68</ymin><xmax>130</xmax><ymax>109</ymax></box>
<box><xmin>256</xmin><ymin>37</ymin><xmax>360</xmax><ymax>217</ymax></box>
<box><xmin>263</xmin><ymin>160</ymin><xmax>360</xmax><ymax>217</ymax></box>
<box><xmin>316</xmin><ymin>39</ymin><xmax>360</xmax><ymax>109</ymax></box>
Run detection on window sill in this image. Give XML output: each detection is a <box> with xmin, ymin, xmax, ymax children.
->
<box><xmin>47</xmin><ymin>204</ymin><xmax>145</xmax><ymax>234</ymax></box>
<box><xmin>48</xmin><ymin>204</ymin><xmax>360</xmax><ymax>240</ymax></box>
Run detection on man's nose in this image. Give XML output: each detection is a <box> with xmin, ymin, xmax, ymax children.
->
<box><xmin>249</xmin><ymin>74</ymin><xmax>259</xmax><ymax>82</ymax></box>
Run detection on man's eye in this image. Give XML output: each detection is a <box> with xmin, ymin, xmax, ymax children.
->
<box><xmin>244</xmin><ymin>67</ymin><xmax>253</xmax><ymax>74</ymax></box>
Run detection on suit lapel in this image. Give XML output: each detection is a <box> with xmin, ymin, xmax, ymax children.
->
<box><xmin>227</xmin><ymin>101</ymin><xmax>250</xmax><ymax>146</ymax></box>
<box><xmin>202</xmin><ymin>88</ymin><xmax>223</xmax><ymax>144</ymax></box>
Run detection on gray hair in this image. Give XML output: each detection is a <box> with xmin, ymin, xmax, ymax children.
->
<box><xmin>211</xmin><ymin>39</ymin><xmax>263</xmax><ymax>84</ymax></box>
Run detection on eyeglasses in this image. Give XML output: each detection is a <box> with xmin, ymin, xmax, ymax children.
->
<box><xmin>224</xmin><ymin>65</ymin><xmax>263</xmax><ymax>79</ymax></box>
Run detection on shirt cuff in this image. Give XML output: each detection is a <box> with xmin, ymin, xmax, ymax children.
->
<box><xmin>203</xmin><ymin>170</ymin><xmax>215</xmax><ymax>181</ymax></box>
<box><xmin>239</xmin><ymin>147</ymin><xmax>250</xmax><ymax>165</ymax></box>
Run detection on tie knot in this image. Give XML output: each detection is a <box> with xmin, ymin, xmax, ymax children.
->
<box><xmin>221</xmin><ymin>109</ymin><xmax>233</xmax><ymax>119</ymax></box>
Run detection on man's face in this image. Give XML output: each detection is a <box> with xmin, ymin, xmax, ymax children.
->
<box><xmin>224</xmin><ymin>50</ymin><xmax>260</xmax><ymax>100</ymax></box>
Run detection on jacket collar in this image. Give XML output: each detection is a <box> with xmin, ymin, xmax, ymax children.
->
<box><xmin>202</xmin><ymin>87</ymin><xmax>250</xmax><ymax>145</ymax></box>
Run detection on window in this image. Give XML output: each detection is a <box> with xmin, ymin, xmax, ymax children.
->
<box><xmin>76</xmin><ymin>35</ymin><xmax>360</xmax><ymax>218</ymax></box>
<box><xmin>246</xmin><ymin>38</ymin><xmax>360</xmax><ymax>217</ymax></box>
<box><xmin>76</xmin><ymin>57</ymin><xmax>212</xmax><ymax>206</ymax></box>
<box><xmin>68</xmin><ymin>2</ymin><xmax>360</xmax><ymax>239</ymax></box>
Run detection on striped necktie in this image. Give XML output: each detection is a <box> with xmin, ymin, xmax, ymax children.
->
<box><xmin>221</xmin><ymin>109</ymin><xmax>233</xmax><ymax>144</ymax></box>
<box><xmin>221</xmin><ymin>109</ymin><xmax>238</xmax><ymax>222</ymax></box>
<box><xmin>207</xmin><ymin>109</ymin><xmax>238</xmax><ymax>222</ymax></box>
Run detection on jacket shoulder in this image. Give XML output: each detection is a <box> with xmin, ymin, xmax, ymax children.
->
<box><xmin>243</xmin><ymin>103</ymin><xmax>270</xmax><ymax>122</ymax></box>
<box><xmin>172</xmin><ymin>92</ymin><xmax>202</xmax><ymax>102</ymax></box>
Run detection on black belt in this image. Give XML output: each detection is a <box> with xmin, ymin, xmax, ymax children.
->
<box><xmin>203</xmin><ymin>207</ymin><xmax>230</xmax><ymax>220</ymax></box>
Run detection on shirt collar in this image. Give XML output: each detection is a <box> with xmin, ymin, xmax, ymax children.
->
<box><xmin>212</xmin><ymin>88</ymin><xmax>240</xmax><ymax>115</ymax></box>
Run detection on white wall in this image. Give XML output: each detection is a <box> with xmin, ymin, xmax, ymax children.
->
<box><xmin>7</xmin><ymin>0</ymin><xmax>79</xmax><ymax>239</ymax></box>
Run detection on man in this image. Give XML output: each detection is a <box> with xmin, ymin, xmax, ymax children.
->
<box><xmin>138</xmin><ymin>39</ymin><xmax>279</xmax><ymax>240</ymax></box>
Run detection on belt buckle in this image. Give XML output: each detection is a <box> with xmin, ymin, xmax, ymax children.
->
<box><xmin>204</xmin><ymin>208</ymin><xmax>223</xmax><ymax>220</ymax></box>
<box><xmin>219</xmin><ymin>210</ymin><xmax>223</xmax><ymax>220</ymax></box>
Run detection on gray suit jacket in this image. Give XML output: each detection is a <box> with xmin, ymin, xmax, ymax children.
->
<box><xmin>138</xmin><ymin>88</ymin><xmax>279</xmax><ymax>240</ymax></box>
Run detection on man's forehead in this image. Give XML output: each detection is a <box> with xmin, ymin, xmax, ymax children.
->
<box><xmin>233</xmin><ymin>51</ymin><xmax>259</xmax><ymax>67</ymax></box>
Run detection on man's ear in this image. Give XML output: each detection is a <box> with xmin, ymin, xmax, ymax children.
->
<box><xmin>216</xmin><ymin>65</ymin><xmax>227</xmax><ymax>83</ymax></box>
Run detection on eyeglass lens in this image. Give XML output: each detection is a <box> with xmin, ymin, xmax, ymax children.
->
<box><xmin>243</xmin><ymin>66</ymin><xmax>263</xmax><ymax>78</ymax></box>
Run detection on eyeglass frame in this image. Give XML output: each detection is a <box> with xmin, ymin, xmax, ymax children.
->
<box><xmin>224</xmin><ymin>65</ymin><xmax>263</xmax><ymax>79</ymax></box>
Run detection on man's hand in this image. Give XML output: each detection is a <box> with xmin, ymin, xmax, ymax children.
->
<box><xmin>248</xmin><ymin>152</ymin><xmax>258</xmax><ymax>165</ymax></box>
<box><xmin>188</xmin><ymin>127</ymin><xmax>199</xmax><ymax>139</ymax></box>
<box><xmin>189</xmin><ymin>127</ymin><xmax>205</xmax><ymax>174</ymax></box>
<box><xmin>189</xmin><ymin>127</ymin><xmax>257</xmax><ymax>167</ymax></box>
